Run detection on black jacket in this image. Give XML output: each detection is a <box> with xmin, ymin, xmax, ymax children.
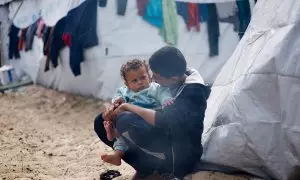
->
<box><xmin>155</xmin><ymin>69</ymin><xmax>211</xmax><ymax>176</ymax></box>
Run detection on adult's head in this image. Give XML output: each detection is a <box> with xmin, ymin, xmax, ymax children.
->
<box><xmin>149</xmin><ymin>46</ymin><xmax>187</xmax><ymax>87</ymax></box>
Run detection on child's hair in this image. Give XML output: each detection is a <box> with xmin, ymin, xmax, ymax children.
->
<box><xmin>120</xmin><ymin>59</ymin><xmax>150</xmax><ymax>81</ymax></box>
<box><xmin>149</xmin><ymin>46</ymin><xmax>187</xmax><ymax>78</ymax></box>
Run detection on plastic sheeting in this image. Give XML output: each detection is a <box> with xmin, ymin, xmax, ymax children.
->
<box><xmin>202</xmin><ymin>0</ymin><xmax>300</xmax><ymax>179</ymax></box>
<box><xmin>3</xmin><ymin>0</ymin><xmax>242</xmax><ymax>99</ymax></box>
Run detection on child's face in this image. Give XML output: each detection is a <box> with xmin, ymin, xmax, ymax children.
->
<box><xmin>125</xmin><ymin>66</ymin><xmax>151</xmax><ymax>92</ymax></box>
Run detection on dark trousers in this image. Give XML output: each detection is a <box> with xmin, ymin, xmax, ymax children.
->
<box><xmin>94</xmin><ymin>112</ymin><xmax>198</xmax><ymax>178</ymax></box>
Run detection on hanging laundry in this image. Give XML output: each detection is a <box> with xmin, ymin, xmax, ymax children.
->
<box><xmin>143</xmin><ymin>0</ymin><xmax>163</xmax><ymax>28</ymax></box>
<box><xmin>25</xmin><ymin>20</ymin><xmax>38</xmax><ymax>51</ymax></box>
<box><xmin>117</xmin><ymin>0</ymin><xmax>128</xmax><ymax>16</ymax></box>
<box><xmin>18</xmin><ymin>28</ymin><xmax>27</xmax><ymax>51</ymax></box>
<box><xmin>136</xmin><ymin>0</ymin><xmax>149</xmax><ymax>16</ymax></box>
<box><xmin>176</xmin><ymin>1</ymin><xmax>188</xmax><ymax>23</ymax></box>
<box><xmin>207</xmin><ymin>3</ymin><xmax>220</xmax><ymax>57</ymax></box>
<box><xmin>99</xmin><ymin>0</ymin><xmax>107</xmax><ymax>7</ymax></box>
<box><xmin>187</xmin><ymin>3</ymin><xmax>200</xmax><ymax>32</ymax></box>
<box><xmin>8</xmin><ymin>24</ymin><xmax>20</xmax><ymax>59</ymax></box>
<box><xmin>49</xmin><ymin>17</ymin><xmax>66</xmax><ymax>70</ymax></box>
<box><xmin>42</xmin><ymin>26</ymin><xmax>52</xmax><ymax>56</ymax></box>
<box><xmin>177</xmin><ymin>2</ymin><xmax>207</xmax><ymax>25</ymax></box>
<box><xmin>198</xmin><ymin>4</ymin><xmax>208</xmax><ymax>22</ymax></box>
<box><xmin>44</xmin><ymin>27</ymin><xmax>54</xmax><ymax>71</ymax></box>
<box><xmin>62</xmin><ymin>33</ymin><xmax>71</xmax><ymax>47</ymax></box>
<box><xmin>236</xmin><ymin>0</ymin><xmax>251</xmax><ymax>39</ymax></box>
<box><xmin>160</xmin><ymin>0</ymin><xmax>178</xmax><ymax>45</ymax></box>
<box><xmin>36</xmin><ymin>19</ymin><xmax>45</xmax><ymax>38</ymax></box>
<box><xmin>64</xmin><ymin>0</ymin><xmax>98</xmax><ymax>76</ymax></box>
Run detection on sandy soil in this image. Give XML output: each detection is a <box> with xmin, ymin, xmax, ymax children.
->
<box><xmin>0</xmin><ymin>86</ymin><xmax>249</xmax><ymax>180</ymax></box>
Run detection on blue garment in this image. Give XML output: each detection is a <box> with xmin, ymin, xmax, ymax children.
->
<box><xmin>112</xmin><ymin>82</ymin><xmax>172</xmax><ymax>152</ymax></box>
<box><xmin>143</xmin><ymin>0</ymin><xmax>163</xmax><ymax>28</ymax></box>
<box><xmin>236</xmin><ymin>0</ymin><xmax>251</xmax><ymax>39</ymax></box>
<box><xmin>199</xmin><ymin>4</ymin><xmax>208</xmax><ymax>22</ymax></box>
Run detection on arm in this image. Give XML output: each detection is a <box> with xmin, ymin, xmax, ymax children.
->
<box><xmin>115</xmin><ymin>103</ymin><xmax>156</xmax><ymax>125</ymax></box>
<box><xmin>155</xmin><ymin>84</ymin><xmax>209</xmax><ymax>129</ymax></box>
<box><xmin>112</xmin><ymin>86</ymin><xmax>126</xmax><ymax>103</ymax></box>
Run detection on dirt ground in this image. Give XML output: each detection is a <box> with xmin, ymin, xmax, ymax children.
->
<box><xmin>0</xmin><ymin>86</ymin><xmax>249</xmax><ymax>180</ymax></box>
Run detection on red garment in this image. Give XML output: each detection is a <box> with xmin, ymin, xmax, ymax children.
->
<box><xmin>18</xmin><ymin>30</ymin><xmax>24</xmax><ymax>51</ymax></box>
<box><xmin>62</xmin><ymin>33</ymin><xmax>72</xmax><ymax>47</ymax></box>
<box><xmin>187</xmin><ymin>3</ymin><xmax>200</xmax><ymax>32</ymax></box>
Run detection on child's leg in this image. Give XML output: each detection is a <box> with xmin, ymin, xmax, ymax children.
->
<box><xmin>103</xmin><ymin>120</ymin><xmax>118</xmax><ymax>141</ymax></box>
<box><xmin>101</xmin><ymin>137</ymin><xmax>128</xmax><ymax>166</ymax></box>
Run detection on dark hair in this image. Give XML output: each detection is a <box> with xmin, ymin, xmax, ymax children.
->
<box><xmin>149</xmin><ymin>46</ymin><xmax>187</xmax><ymax>78</ymax></box>
<box><xmin>120</xmin><ymin>59</ymin><xmax>149</xmax><ymax>81</ymax></box>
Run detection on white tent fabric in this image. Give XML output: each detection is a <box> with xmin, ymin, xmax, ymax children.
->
<box><xmin>2</xmin><ymin>0</ymin><xmax>243</xmax><ymax>99</ymax></box>
<box><xmin>202</xmin><ymin>0</ymin><xmax>300</xmax><ymax>179</ymax></box>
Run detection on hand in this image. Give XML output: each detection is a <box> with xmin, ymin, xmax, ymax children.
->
<box><xmin>111</xmin><ymin>103</ymin><xmax>128</xmax><ymax>119</ymax></box>
<box><xmin>102</xmin><ymin>104</ymin><xmax>115</xmax><ymax>121</ymax></box>
<box><xmin>162</xmin><ymin>99</ymin><xmax>174</xmax><ymax>108</ymax></box>
<box><xmin>113</xmin><ymin>98</ymin><xmax>125</xmax><ymax>108</ymax></box>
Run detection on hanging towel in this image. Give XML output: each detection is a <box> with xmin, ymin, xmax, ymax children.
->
<box><xmin>117</xmin><ymin>0</ymin><xmax>128</xmax><ymax>16</ymax></box>
<box><xmin>25</xmin><ymin>21</ymin><xmax>38</xmax><ymax>51</ymax></box>
<box><xmin>207</xmin><ymin>3</ymin><xmax>219</xmax><ymax>57</ymax></box>
<box><xmin>64</xmin><ymin>0</ymin><xmax>98</xmax><ymax>76</ymax></box>
<box><xmin>8</xmin><ymin>24</ymin><xmax>20</xmax><ymax>59</ymax></box>
<box><xmin>160</xmin><ymin>0</ymin><xmax>178</xmax><ymax>45</ymax></box>
<box><xmin>143</xmin><ymin>0</ymin><xmax>163</xmax><ymax>28</ymax></box>
<box><xmin>187</xmin><ymin>3</ymin><xmax>200</xmax><ymax>32</ymax></box>
<box><xmin>99</xmin><ymin>0</ymin><xmax>107</xmax><ymax>7</ymax></box>
<box><xmin>136</xmin><ymin>0</ymin><xmax>149</xmax><ymax>16</ymax></box>
<box><xmin>236</xmin><ymin>0</ymin><xmax>251</xmax><ymax>39</ymax></box>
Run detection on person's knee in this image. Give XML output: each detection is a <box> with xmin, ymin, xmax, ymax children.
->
<box><xmin>115</xmin><ymin>111</ymin><xmax>139</xmax><ymax>134</ymax></box>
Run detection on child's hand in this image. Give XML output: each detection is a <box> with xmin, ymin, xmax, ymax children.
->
<box><xmin>163</xmin><ymin>99</ymin><xmax>174</xmax><ymax>108</ymax></box>
<box><xmin>113</xmin><ymin>98</ymin><xmax>125</xmax><ymax>108</ymax></box>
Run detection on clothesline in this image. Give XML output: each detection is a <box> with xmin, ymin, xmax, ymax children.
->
<box><xmin>5</xmin><ymin>0</ymin><xmax>252</xmax><ymax>77</ymax></box>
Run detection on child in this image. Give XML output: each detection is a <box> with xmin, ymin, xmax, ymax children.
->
<box><xmin>101</xmin><ymin>59</ymin><xmax>173</xmax><ymax>166</ymax></box>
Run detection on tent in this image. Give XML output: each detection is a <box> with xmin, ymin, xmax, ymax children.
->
<box><xmin>202</xmin><ymin>0</ymin><xmax>300</xmax><ymax>179</ymax></box>
<box><xmin>7</xmin><ymin>0</ymin><xmax>300</xmax><ymax>179</ymax></box>
<box><xmin>0</xmin><ymin>0</ymin><xmax>252</xmax><ymax>99</ymax></box>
